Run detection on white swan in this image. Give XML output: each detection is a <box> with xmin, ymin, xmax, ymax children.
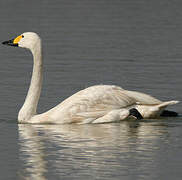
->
<box><xmin>2</xmin><ymin>32</ymin><xmax>179</xmax><ymax>124</ymax></box>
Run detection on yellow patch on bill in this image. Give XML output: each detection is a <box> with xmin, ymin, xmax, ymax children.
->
<box><xmin>13</xmin><ymin>35</ymin><xmax>23</xmax><ymax>44</ymax></box>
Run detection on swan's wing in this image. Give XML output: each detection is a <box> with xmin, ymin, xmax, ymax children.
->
<box><xmin>122</xmin><ymin>90</ymin><xmax>162</xmax><ymax>105</ymax></box>
<box><xmin>46</xmin><ymin>85</ymin><xmax>136</xmax><ymax>123</ymax></box>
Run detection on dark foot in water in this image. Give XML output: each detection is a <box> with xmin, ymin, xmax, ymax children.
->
<box><xmin>160</xmin><ymin>110</ymin><xmax>178</xmax><ymax>117</ymax></box>
<box><xmin>129</xmin><ymin>108</ymin><xmax>143</xmax><ymax>120</ymax></box>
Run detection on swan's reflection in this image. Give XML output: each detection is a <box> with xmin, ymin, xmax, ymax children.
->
<box><xmin>18</xmin><ymin>121</ymin><xmax>169</xmax><ymax>179</ymax></box>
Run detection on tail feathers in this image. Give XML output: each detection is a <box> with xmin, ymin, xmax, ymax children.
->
<box><xmin>157</xmin><ymin>100</ymin><xmax>179</xmax><ymax>109</ymax></box>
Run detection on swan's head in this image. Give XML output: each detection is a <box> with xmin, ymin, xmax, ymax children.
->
<box><xmin>2</xmin><ymin>32</ymin><xmax>41</xmax><ymax>51</ymax></box>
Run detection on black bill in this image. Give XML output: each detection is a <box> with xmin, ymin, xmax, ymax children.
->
<box><xmin>2</xmin><ymin>39</ymin><xmax>18</xmax><ymax>47</ymax></box>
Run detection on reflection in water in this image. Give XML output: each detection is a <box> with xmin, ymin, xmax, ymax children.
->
<box><xmin>18</xmin><ymin>121</ymin><xmax>169</xmax><ymax>179</ymax></box>
<box><xmin>18</xmin><ymin>125</ymin><xmax>47</xmax><ymax>180</ymax></box>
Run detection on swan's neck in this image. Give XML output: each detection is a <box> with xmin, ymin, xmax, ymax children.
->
<box><xmin>18</xmin><ymin>43</ymin><xmax>43</xmax><ymax>122</ymax></box>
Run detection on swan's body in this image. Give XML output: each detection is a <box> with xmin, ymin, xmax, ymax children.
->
<box><xmin>2</xmin><ymin>32</ymin><xmax>179</xmax><ymax>124</ymax></box>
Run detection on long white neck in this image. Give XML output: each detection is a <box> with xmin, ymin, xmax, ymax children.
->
<box><xmin>18</xmin><ymin>42</ymin><xmax>43</xmax><ymax>122</ymax></box>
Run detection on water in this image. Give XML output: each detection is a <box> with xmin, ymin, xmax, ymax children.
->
<box><xmin>0</xmin><ymin>0</ymin><xmax>182</xmax><ymax>179</ymax></box>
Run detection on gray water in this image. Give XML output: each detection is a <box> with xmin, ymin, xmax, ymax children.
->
<box><xmin>0</xmin><ymin>0</ymin><xmax>182</xmax><ymax>179</ymax></box>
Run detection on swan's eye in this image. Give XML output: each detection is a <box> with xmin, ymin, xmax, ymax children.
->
<box><xmin>22</xmin><ymin>35</ymin><xmax>24</xmax><ymax>38</ymax></box>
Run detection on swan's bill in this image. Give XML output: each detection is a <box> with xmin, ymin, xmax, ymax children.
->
<box><xmin>2</xmin><ymin>34</ymin><xmax>24</xmax><ymax>47</ymax></box>
<box><xmin>2</xmin><ymin>39</ymin><xmax>18</xmax><ymax>47</ymax></box>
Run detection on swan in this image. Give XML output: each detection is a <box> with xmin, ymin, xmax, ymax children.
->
<box><xmin>2</xmin><ymin>32</ymin><xmax>179</xmax><ymax>124</ymax></box>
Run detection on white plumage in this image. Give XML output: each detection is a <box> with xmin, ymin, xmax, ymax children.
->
<box><xmin>2</xmin><ymin>32</ymin><xmax>179</xmax><ymax>124</ymax></box>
